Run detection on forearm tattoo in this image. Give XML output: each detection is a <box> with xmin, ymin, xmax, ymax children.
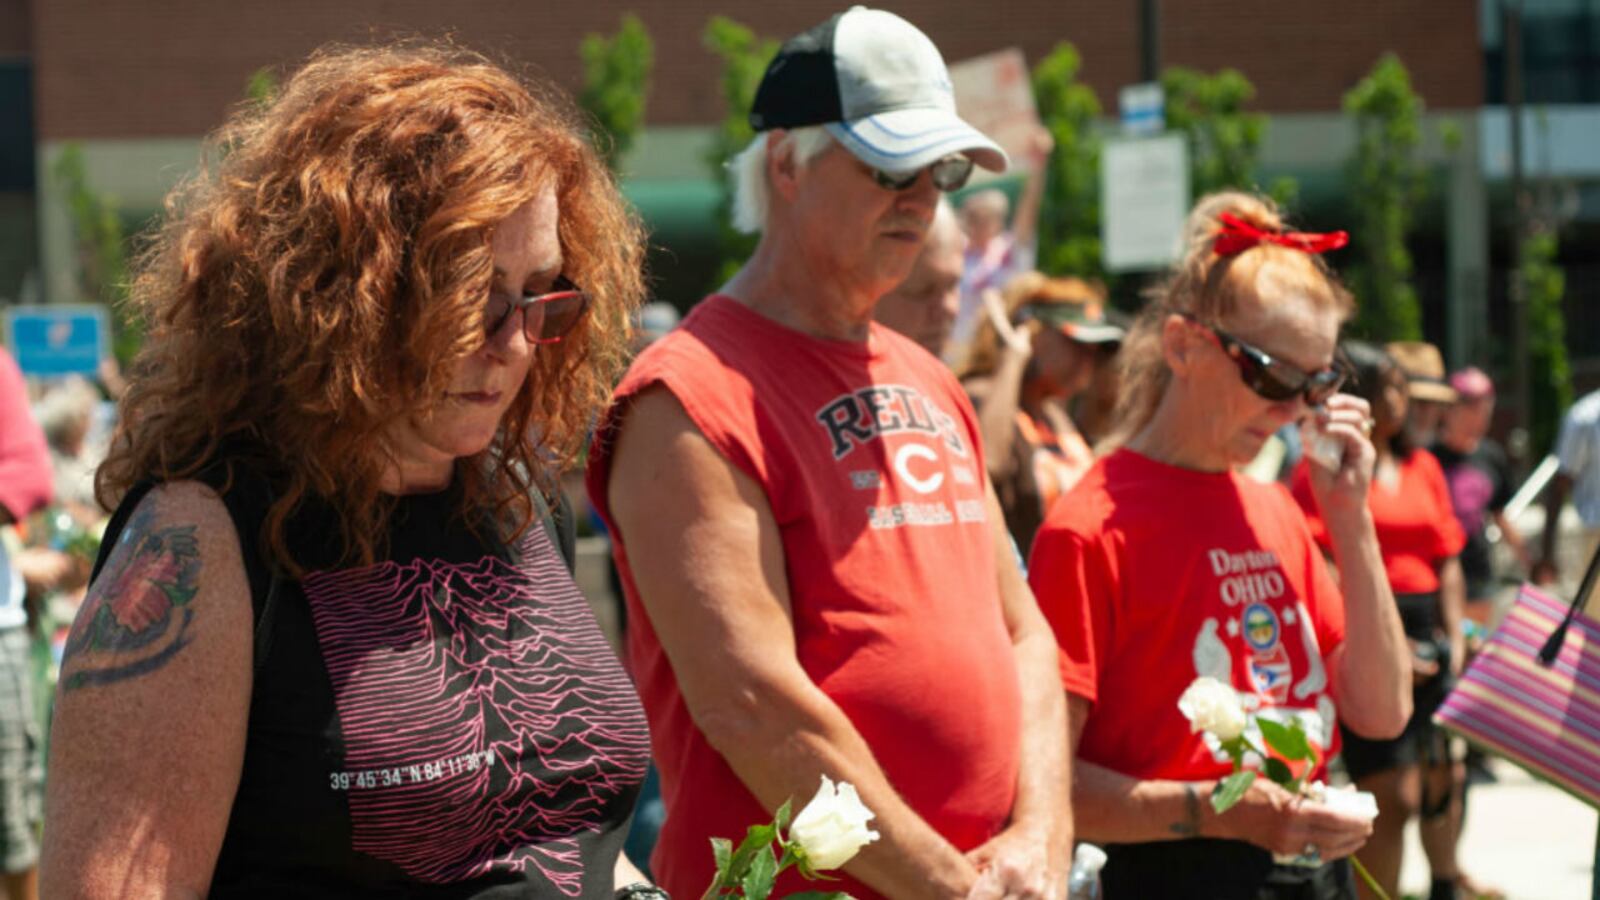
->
<box><xmin>1169</xmin><ymin>782</ymin><xmax>1202</xmax><ymax>838</ymax></box>
<box><xmin>60</xmin><ymin>504</ymin><xmax>203</xmax><ymax>691</ymax></box>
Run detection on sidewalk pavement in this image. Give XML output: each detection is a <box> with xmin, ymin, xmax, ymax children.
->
<box><xmin>1400</xmin><ymin>759</ymin><xmax>1596</xmax><ymax>899</ymax></box>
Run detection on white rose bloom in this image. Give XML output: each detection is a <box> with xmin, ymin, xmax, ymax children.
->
<box><xmin>789</xmin><ymin>775</ymin><xmax>881</xmax><ymax>870</ymax></box>
<box><xmin>1178</xmin><ymin>676</ymin><xmax>1247</xmax><ymax>741</ymax></box>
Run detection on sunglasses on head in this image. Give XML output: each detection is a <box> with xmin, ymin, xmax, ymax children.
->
<box><xmin>872</xmin><ymin>154</ymin><xmax>975</xmax><ymax>193</ymax></box>
<box><xmin>483</xmin><ymin>276</ymin><xmax>591</xmax><ymax>345</ymax></box>
<box><xmin>1180</xmin><ymin>314</ymin><xmax>1346</xmax><ymax>405</ymax></box>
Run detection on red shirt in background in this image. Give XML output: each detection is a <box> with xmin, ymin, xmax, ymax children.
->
<box><xmin>1290</xmin><ymin>450</ymin><xmax>1466</xmax><ymax>594</ymax></box>
<box><xmin>587</xmin><ymin>295</ymin><xmax>1022</xmax><ymax>900</ymax></box>
<box><xmin>1029</xmin><ymin>449</ymin><xmax>1346</xmax><ymax>783</ymax></box>
<box><xmin>0</xmin><ymin>347</ymin><xmax>53</xmax><ymax>522</ymax></box>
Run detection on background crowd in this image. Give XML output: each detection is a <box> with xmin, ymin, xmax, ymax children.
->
<box><xmin>0</xmin><ymin>7</ymin><xmax>1593</xmax><ymax>900</ymax></box>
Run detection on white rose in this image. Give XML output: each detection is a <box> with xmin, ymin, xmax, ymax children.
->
<box><xmin>1178</xmin><ymin>677</ymin><xmax>1248</xmax><ymax>741</ymax></box>
<box><xmin>789</xmin><ymin>775</ymin><xmax>881</xmax><ymax>870</ymax></box>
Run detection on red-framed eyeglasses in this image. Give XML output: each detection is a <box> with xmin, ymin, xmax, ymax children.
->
<box><xmin>482</xmin><ymin>276</ymin><xmax>592</xmax><ymax>345</ymax></box>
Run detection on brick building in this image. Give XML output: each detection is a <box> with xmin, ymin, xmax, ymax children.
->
<box><xmin>21</xmin><ymin>1</ymin><xmax>1485</xmax><ymax>137</ymax></box>
<box><xmin>3</xmin><ymin>1</ymin><xmax>1597</xmax><ymax>383</ymax></box>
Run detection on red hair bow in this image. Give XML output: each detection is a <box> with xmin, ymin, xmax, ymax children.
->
<box><xmin>1213</xmin><ymin>213</ymin><xmax>1349</xmax><ymax>257</ymax></box>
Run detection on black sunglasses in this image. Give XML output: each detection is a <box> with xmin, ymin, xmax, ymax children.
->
<box><xmin>872</xmin><ymin>154</ymin><xmax>975</xmax><ymax>193</ymax></box>
<box><xmin>483</xmin><ymin>276</ymin><xmax>591</xmax><ymax>345</ymax></box>
<box><xmin>1181</xmin><ymin>314</ymin><xmax>1346</xmax><ymax>405</ymax></box>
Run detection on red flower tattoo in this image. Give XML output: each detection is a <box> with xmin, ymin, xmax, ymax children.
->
<box><xmin>106</xmin><ymin>550</ymin><xmax>183</xmax><ymax>633</ymax></box>
<box><xmin>61</xmin><ymin>505</ymin><xmax>203</xmax><ymax>691</ymax></box>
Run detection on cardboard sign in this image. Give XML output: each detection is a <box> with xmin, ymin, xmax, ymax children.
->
<box><xmin>3</xmin><ymin>304</ymin><xmax>109</xmax><ymax>376</ymax></box>
<box><xmin>949</xmin><ymin>48</ymin><xmax>1043</xmax><ymax>174</ymax></box>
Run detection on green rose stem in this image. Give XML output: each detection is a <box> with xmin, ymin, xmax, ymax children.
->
<box><xmin>1348</xmin><ymin>856</ymin><xmax>1390</xmax><ymax>900</ymax></box>
<box><xmin>1210</xmin><ymin>735</ymin><xmax>1266</xmax><ymax>814</ymax></box>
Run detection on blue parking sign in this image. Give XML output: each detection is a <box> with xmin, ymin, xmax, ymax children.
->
<box><xmin>3</xmin><ymin>305</ymin><xmax>110</xmax><ymax>376</ymax></box>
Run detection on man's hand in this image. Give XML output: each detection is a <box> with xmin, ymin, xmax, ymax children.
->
<box><xmin>1408</xmin><ymin>638</ymin><xmax>1442</xmax><ymax>685</ymax></box>
<box><xmin>982</xmin><ymin>289</ymin><xmax>1031</xmax><ymax>358</ymax></box>
<box><xmin>964</xmin><ymin>819</ymin><xmax>1066</xmax><ymax>900</ymax></box>
<box><xmin>1025</xmin><ymin>125</ymin><xmax>1055</xmax><ymax>167</ymax></box>
<box><xmin>1532</xmin><ymin>558</ymin><xmax>1560</xmax><ymax>587</ymax></box>
<box><xmin>17</xmin><ymin>547</ymin><xmax>84</xmax><ymax>596</ymax></box>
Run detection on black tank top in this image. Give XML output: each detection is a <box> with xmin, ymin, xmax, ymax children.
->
<box><xmin>95</xmin><ymin>467</ymin><xmax>649</xmax><ymax>898</ymax></box>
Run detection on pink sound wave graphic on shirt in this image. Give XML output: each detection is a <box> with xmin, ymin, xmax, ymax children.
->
<box><xmin>301</xmin><ymin>526</ymin><xmax>650</xmax><ymax>895</ymax></box>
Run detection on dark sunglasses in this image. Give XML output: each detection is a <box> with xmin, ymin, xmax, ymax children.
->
<box><xmin>1181</xmin><ymin>314</ymin><xmax>1346</xmax><ymax>405</ymax></box>
<box><xmin>483</xmin><ymin>276</ymin><xmax>591</xmax><ymax>345</ymax></box>
<box><xmin>872</xmin><ymin>154</ymin><xmax>975</xmax><ymax>193</ymax></box>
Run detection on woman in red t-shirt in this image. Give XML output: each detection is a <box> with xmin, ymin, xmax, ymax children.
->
<box><xmin>1292</xmin><ymin>341</ymin><xmax>1470</xmax><ymax>900</ymax></box>
<box><xmin>1028</xmin><ymin>191</ymin><xmax>1412</xmax><ymax>899</ymax></box>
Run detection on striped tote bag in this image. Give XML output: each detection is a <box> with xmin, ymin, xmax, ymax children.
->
<box><xmin>1435</xmin><ymin>549</ymin><xmax>1600</xmax><ymax>807</ymax></box>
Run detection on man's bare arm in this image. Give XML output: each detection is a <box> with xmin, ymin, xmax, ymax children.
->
<box><xmin>1009</xmin><ymin>126</ymin><xmax>1053</xmax><ymax>253</ymax></box>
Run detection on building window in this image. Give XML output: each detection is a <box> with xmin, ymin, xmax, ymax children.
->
<box><xmin>1484</xmin><ymin>0</ymin><xmax>1600</xmax><ymax>104</ymax></box>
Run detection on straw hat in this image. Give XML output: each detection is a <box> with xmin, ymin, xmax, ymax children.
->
<box><xmin>1385</xmin><ymin>341</ymin><xmax>1458</xmax><ymax>403</ymax></box>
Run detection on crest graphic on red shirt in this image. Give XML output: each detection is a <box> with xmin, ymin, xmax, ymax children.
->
<box><xmin>1242</xmin><ymin>603</ymin><xmax>1293</xmax><ymax>704</ymax></box>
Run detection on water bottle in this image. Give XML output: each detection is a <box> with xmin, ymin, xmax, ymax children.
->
<box><xmin>1067</xmin><ymin>842</ymin><xmax>1107</xmax><ymax>900</ymax></box>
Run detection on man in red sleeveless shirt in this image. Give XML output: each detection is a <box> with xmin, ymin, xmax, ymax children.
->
<box><xmin>587</xmin><ymin>9</ymin><xmax>1071</xmax><ymax>900</ymax></box>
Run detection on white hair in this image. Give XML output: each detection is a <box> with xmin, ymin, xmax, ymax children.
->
<box><xmin>34</xmin><ymin>375</ymin><xmax>100</xmax><ymax>449</ymax></box>
<box><xmin>960</xmin><ymin>188</ymin><xmax>1010</xmax><ymax>219</ymax></box>
<box><xmin>729</xmin><ymin>126</ymin><xmax>835</xmax><ymax>235</ymax></box>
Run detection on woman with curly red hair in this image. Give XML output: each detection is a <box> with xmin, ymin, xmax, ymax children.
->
<box><xmin>40</xmin><ymin>43</ymin><xmax>656</xmax><ymax>898</ymax></box>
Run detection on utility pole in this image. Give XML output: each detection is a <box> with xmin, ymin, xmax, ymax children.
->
<box><xmin>1140</xmin><ymin>0</ymin><xmax>1160</xmax><ymax>83</ymax></box>
<box><xmin>1507</xmin><ymin>0</ymin><xmax>1532</xmax><ymax>469</ymax></box>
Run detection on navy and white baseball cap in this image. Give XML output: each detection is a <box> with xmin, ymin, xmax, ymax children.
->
<box><xmin>749</xmin><ymin>7</ymin><xmax>1009</xmax><ymax>176</ymax></box>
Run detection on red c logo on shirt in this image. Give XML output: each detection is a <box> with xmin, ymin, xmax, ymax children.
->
<box><xmin>894</xmin><ymin>443</ymin><xmax>945</xmax><ymax>495</ymax></box>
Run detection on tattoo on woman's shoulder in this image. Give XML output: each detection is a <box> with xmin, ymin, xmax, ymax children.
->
<box><xmin>60</xmin><ymin>504</ymin><xmax>203</xmax><ymax>691</ymax></box>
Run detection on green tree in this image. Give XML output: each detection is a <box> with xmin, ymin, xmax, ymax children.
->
<box><xmin>1162</xmin><ymin>66</ymin><xmax>1263</xmax><ymax>196</ymax></box>
<box><xmin>702</xmin><ymin>16</ymin><xmax>778</xmax><ymax>287</ymax></box>
<box><xmin>1343</xmin><ymin>54</ymin><xmax>1426</xmax><ymax>342</ymax></box>
<box><xmin>54</xmin><ymin>69</ymin><xmax>282</xmax><ymax>365</ymax></box>
<box><xmin>1524</xmin><ymin>228</ymin><xmax>1572</xmax><ymax>456</ymax></box>
<box><xmin>245</xmin><ymin>66</ymin><xmax>279</xmax><ymax>106</ymax></box>
<box><xmin>1030</xmin><ymin>43</ymin><xmax>1104</xmax><ymax>280</ymax></box>
<box><xmin>52</xmin><ymin>144</ymin><xmax>138</xmax><ymax>364</ymax></box>
<box><xmin>1162</xmin><ymin>66</ymin><xmax>1298</xmax><ymax>206</ymax></box>
<box><xmin>579</xmin><ymin>14</ymin><xmax>654</xmax><ymax>171</ymax></box>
